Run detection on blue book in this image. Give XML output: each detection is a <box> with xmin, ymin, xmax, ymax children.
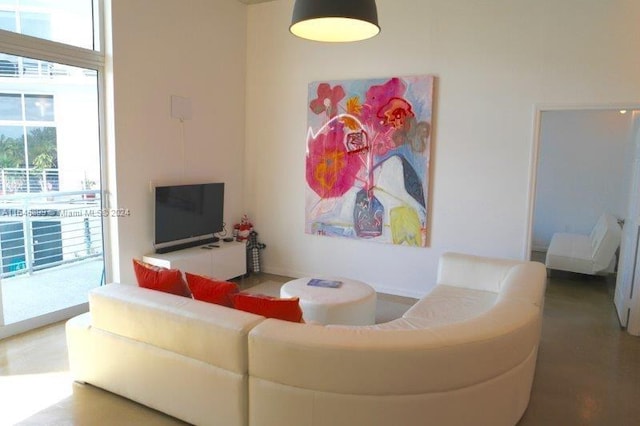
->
<box><xmin>307</xmin><ymin>278</ymin><xmax>342</xmax><ymax>288</ymax></box>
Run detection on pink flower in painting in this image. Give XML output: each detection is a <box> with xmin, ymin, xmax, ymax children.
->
<box><xmin>371</xmin><ymin>133</ymin><xmax>396</xmax><ymax>156</ymax></box>
<box><xmin>306</xmin><ymin>123</ymin><xmax>363</xmax><ymax>198</ymax></box>
<box><xmin>360</xmin><ymin>78</ymin><xmax>407</xmax><ymax>130</ymax></box>
<box><xmin>378</xmin><ymin>97</ymin><xmax>415</xmax><ymax>129</ymax></box>
<box><xmin>310</xmin><ymin>83</ymin><xmax>346</xmax><ymax>118</ymax></box>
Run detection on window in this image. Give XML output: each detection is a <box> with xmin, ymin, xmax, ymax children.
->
<box><xmin>0</xmin><ymin>0</ymin><xmax>96</xmax><ymax>50</ymax></box>
<box><xmin>0</xmin><ymin>92</ymin><xmax>57</xmax><ymax>192</ymax></box>
<box><xmin>0</xmin><ymin>0</ymin><xmax>105</xmax><ymax>331</ymax></box>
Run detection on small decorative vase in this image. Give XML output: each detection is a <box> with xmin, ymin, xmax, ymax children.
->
<box><xmin>353</xmin><ymin>189</ymin><xmax>384</xmax><ymax>238</ymax></box>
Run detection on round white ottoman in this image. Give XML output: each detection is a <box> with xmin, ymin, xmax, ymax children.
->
<box><xmin>280</xmin><ymin>277</ymin><xmax>377</xmax><ymax>325</ymax></box>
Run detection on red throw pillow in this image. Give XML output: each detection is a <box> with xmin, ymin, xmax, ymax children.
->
<box><xmin>233</xmin><ymin>293</ymin><xmax>303</xmax><ymax>323</ymax></box>
<box><xmin>132</xmin><ymin>259</ymin><xmax>191</xmax><ymax>297</ymax></box>
<box><xmin>185</xmin><ymin>272</ymin><xmax>239</xmax><ymax>307</ymax></box>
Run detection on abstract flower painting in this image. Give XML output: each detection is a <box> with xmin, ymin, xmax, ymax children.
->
<box><xmin>305</xmin><ymin>75</ymin><xmax>434</xmax><ymax>247</ymax></box>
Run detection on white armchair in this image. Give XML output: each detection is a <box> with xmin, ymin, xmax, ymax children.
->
<box><xmin>545</xmin><ymin>213</ymin><xmax>622</xmax><ymax>275</ymax></box>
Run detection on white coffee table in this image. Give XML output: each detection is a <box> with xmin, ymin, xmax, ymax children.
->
<box><xmin>280</xmin><ymin>277</ymin><xmax>377</xmax><ymax>325</ymax></box>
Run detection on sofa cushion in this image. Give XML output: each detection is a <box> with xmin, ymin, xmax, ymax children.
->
<box><xmin>401</xmin><ymin>285</ymin><xmax>498</xmax><ymax>327</ymax></box>
<box><xmin>186</xmin><ymin>272</ymin><xmax>239</xmax><ymax>307</ymax></box>
<box><xmin>132</xmin><ymin>259</ymin><xmax>191</xmax><ymax>297</ymax></box>
<box><xmin>233</xmin><ymin>293</ymin><xmax>303</xmax><ymax>323</ymax></box>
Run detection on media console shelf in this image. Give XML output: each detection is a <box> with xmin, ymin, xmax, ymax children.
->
<box><xmin>143</xmin><ymin>241</ymin><xmax>246</xmax><ymax>281</ymax></box>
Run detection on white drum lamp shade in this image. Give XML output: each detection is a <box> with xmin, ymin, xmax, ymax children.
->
<box><xmin>290</xmin><ymin>0</ymin><xmax>380</xmax><ymax>43</ymax></box>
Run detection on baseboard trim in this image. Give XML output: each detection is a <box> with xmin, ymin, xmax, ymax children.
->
<box><xmin>531</xmin><ymin>245</ymin><xmax>548</xmax><ymax>253</ymax></box>
<box><xmin>261</xmin><ymin>266</ymin><xmax>426</xmax><ymax>299</ymax></box>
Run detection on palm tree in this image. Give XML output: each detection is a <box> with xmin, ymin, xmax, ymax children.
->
<box><xmin>27</xmin><ymin>127</ymin><xmax>58</xmax><ymax>192</ymax></box>
<box><xmin>0</xmin><ymin>134</ymin><xmax>25</xmax><ymax>168</ymax></box>
<box><xmin>28</xmin><ymin>127</ymin><xmax>58</xmax><ymax>168</ymax></box>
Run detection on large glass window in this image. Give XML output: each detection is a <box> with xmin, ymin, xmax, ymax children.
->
<box><xmin>0</xmin><ymin>93</ymin><xmax>20</xmax><ymax>119</ymax></box>
<box><xmin>0</xmin><ymin>0</ymin><xmax>104</xmax><ymax>332</ymax></box>
<box><xmin>0</xmin><ymin>10</ymin><xmax>15</xmax><ymax>32</ymax></box>
<box><xmin>0</xmin><ymin>92</ymin><xmax>57</xmax><ymax>192</ymax></box>
<box><xmin>25</xmin><ymin>94</ymin><xmax>53</xmax><ymax>120</ymax></box>
<box><xmin>0</xmin><ymin>0</ymin><xmax>96</xmax><ymax>50</ymax></box>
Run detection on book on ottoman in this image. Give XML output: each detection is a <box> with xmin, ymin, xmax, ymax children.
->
<box><xmin>307</xmin><ymin>278</ymin><xmax>342</xmax><ymax>288</ymax></box>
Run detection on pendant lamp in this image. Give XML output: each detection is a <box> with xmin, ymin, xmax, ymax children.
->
<box><xmin>290</xmin><ymin>0</ymin><xmax>380</xmax><ymax>43</ymax></box>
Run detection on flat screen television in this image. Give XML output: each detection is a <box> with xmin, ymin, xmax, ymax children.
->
<box><xmin>154</xmin><ymin>182</ymin><xmax>224</xmax><ymax>253</ymax></box>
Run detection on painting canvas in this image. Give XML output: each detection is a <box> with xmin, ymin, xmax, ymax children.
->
<box><xmin>305</xmin><ymin>75</ymin><xmax>434</xmax><ymax>247</ymax></box>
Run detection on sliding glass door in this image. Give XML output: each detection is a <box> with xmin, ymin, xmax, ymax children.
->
<box><xmin>0</xmin><ymin>0</ymin><xmax>105</xmax><ymax>336</ymax></box>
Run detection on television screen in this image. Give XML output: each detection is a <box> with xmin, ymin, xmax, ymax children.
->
<box><xmin>154</xmin><ymin>183</ymin><xmax>224</xmax><ymax>247</ymax></box>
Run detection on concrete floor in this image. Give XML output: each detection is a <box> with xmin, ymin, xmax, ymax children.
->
<box><xmin>0</xmin><ymin>270</ymin><xmax>639</xmax><ymax>425</ymax></box>
<box><xmin>519</xmin><ymin>269</ymin><xmax>640</xmax><ymax>425</ymax></box>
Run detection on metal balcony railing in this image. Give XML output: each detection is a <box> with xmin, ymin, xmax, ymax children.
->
<box><xmin>0</xmin><ymin>168</ymin><xmax>60</xmax><ymax>194</ymax></box>
<box><xmin>0</xmin><ymin>54</ymin><xmax>97</xmax><ymax>79</ymax></box>
<box><xmin>0</xmin><ymin>188</ymin><xmax>103</xmax><ymax>279</ymax></box>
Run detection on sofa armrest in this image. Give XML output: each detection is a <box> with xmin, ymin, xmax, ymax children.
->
<box><xmin>499</xmin><ymin>262</ymin><xmax>547</xmax><ymax>307</ymax></box>
<box><xmin>66</xmin><ymin>312</ymin><xmax>93</xmax><ymax>383</ymax></box>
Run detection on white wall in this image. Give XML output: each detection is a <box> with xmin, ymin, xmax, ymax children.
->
<box><xmin>532</xmin><ymin>110</ymin><xmax>634</xmax><ymax>250</ymax></box>
<box><xmin>245</xmin><ymin>0</ymin><xmax>640</xmax><ymax>297</ymax></box>
<box><xmin>108</xmin><ymin>0</ymin><xmax>247</xmax><ymax>283</ymax></box>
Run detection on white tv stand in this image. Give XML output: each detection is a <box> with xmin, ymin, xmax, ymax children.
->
<box><xmin>143</xmin><ymin>241</ymin><xmax>246</xmax><ymax>281</ymax></box>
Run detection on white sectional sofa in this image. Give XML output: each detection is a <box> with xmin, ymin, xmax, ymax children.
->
<box><xmin>66</xmin><ymin>252</ymin><xmax>547</xmax><ymax>426</ymax></box>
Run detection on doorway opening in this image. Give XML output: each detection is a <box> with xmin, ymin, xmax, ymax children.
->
<box><xmin>527</xmin><ymin>106</ymin><xmax>640</xmax><ymax>335</ymax></box>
